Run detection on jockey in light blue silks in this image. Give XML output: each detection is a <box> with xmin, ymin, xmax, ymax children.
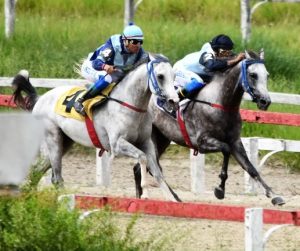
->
<box><xmin>74</xmin><ymin>24</ymin><xmax>149</xmax><ymax>116</ymax></box>
<box><xmin>174</xmin><ymin>34</ymin><xmax>246</xmax><ymax>100</ymax></box>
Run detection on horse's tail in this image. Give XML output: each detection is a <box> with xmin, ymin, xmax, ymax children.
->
<box><xmin>11</xmin><ymin>70</ymin><xmax>38</xmax><ymax>111</ymax></box>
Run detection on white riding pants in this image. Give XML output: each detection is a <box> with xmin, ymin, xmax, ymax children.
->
<box><xmin>173</xmin><ymin>61</ymin><xmax>204</xmax><ymax>88</ymax></box>
<box><xmin>80</xmin><ymin>53</ymin><xmax>112</xmax><ymax>83</ymax></box>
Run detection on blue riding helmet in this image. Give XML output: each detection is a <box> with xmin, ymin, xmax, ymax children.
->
<box><xmin>210</xmin><ymin>34</ymin><xmax>234</xmax><ymax>51</ymax></box>
<box><xmin>122</xmin><ymin>24</ymin><xmax>144</xmax><ymax>40</ymax></box>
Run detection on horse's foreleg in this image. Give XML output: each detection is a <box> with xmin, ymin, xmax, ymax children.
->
<box><xmin>133</xmin><ymin>125</ymin><xmax>171</xmax><ymax>199</ymax></box>
<box><xmin>198</xmin><ymin>136</ymin><xmax>231</xmax><ymax>199</ymax></box>
<box><xmin>114</xmin><ymin>138</ymin><xmax>150</xmax><ymax>199</ymax></box>
<box><xmin>231</xmin><ymin>139</ymin><xmax>285</xmax><ymax>205</ymax></box>
<box><xmin>142</xmin><ymin>139</ymin><xmax>181</xmax><ymax>202</ymax></box>
<box><xmin>214</xmin><ymin>153</ymin><xmax>230</xmax><ymax>199</ymax></box>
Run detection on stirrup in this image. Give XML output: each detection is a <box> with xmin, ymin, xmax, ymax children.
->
<box><xmin>74</xmin><ymin>101</ymin><xmax>86</xmax><ymax>116</ymax></box>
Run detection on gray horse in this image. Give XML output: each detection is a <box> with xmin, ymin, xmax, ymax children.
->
<box><xmin>11</xmin><ymin>56</ymin><xmax>181</xmax><ymax>201</ymax></box>
<box><xmin>134</xmin><ymin>50</ymin><xmax>285</xmax><ymax>206</ymax></box>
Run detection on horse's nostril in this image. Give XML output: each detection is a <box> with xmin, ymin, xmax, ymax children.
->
<box><xmin>168</xmin><ymin>99</ymin><xmax>175</xmax><ymax>105</ymax></box>
<box><xmin>260</xmin><ymin>99</ymin><xmax>267</xmax><ymax>105</ymax></box>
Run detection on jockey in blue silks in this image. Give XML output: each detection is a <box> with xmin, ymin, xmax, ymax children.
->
<box><xmin>74</xmin><ymin>23</ymin><xmax>149</xmax><ymax>116</ymax></box>
<box><xmin>173</xmin><ymin>34</ymin><xmax>246</xmax><ymax>100</ymax></box>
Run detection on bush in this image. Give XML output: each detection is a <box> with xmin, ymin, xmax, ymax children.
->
<box><xmin>0</xmin><ymin>190</ymin><xmax>166</xmax><ymax>251</ymax></box>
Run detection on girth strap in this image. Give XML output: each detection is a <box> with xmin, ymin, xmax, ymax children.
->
<box><xmin>85</xmin><ymin>116</ymin><xmax>106</xmax><ymax>156</ymax></box>
<box><xmin>176</xmin><ymin>108</ymin><xmax>198</xmax><ymax>156</ymax></box>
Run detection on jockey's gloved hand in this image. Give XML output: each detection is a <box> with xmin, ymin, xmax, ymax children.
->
<box><xmin>103</xmin><ymin>64</ymin><xmax>116</xmax><ymax>74</ymax></box>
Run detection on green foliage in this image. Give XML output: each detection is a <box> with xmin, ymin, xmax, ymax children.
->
<box><xmin>0</xmin><ymin>191</ymin><xmax>166</xmax><ymax>251</ymax></box>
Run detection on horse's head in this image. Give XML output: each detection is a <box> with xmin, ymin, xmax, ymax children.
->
<box><xmin>240</xmin><ymin>49</ymin><xmax>271</xmax><ymax>110</ymax></box>
<box><xmin>147</xmin><ymin>55</ymin><xmax>179</xmax><ymax>111</ymax></box>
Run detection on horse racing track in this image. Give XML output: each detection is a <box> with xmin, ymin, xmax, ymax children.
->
<box><xmin>46</xmin><ymin>150</ymin><xmax>300</xmax><ymax>251</ymax></box>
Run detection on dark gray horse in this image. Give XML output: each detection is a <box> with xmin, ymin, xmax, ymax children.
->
<box><xmin>134</xmin><ymin>50</ymin><xmax>285</xmax><ymax>206</ymax></box>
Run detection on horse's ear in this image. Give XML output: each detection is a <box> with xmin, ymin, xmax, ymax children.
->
<box><xmin>244</xmin><ymin>50</ymin><xmax>251</xmax><ymax>59</ymax></box>
<box><xmin>259</xmin><ymin>48</ymin><xmax>264</xmax><ymax>60</ymax></box>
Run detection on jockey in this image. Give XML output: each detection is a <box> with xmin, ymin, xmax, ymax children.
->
<box><xmin>174</xmin><ymin>34</ymin><xmax>245</xmax><ymax>100</ymax></box>
<box><xmin>74</xmin><ymin>23</ymin><xmax>149</xmax><ymax>116</ymax></box>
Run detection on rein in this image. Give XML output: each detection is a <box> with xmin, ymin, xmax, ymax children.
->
<box><xmin>106</xmin><ymin>96</ymin><xmax>147</xmax><ymax>113</ymax></box>
<box><xmin>191</xmin><ymin>99</ymin><xmax>239</xmax><ymax>112</ymax></box>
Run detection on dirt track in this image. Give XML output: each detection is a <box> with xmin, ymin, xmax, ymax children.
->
<box><xmin>41</xmin><ymin>148</ymin><xmax>300</xmax><ymax>251</ymax></box>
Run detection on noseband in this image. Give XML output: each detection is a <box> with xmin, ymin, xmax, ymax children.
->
<box><xmin>147</xmin><ymin>59</ymin><xmax>167</xmax><ymax>99</ymax></box>
<box><xmin>240</xmin><ymin>59</ymin><xmax>265</xmax><ymax>101</ymax></box>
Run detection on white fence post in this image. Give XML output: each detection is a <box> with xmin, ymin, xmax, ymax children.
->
<box><xmin>96</xmin><ymin>150</ymin><xmax>111</xmax><ymax>186</ymax></box>
<box><xmin>190</xmin><ymin>150</ymin><xmax>206</xmax><ymax>194</ymax></box>
<box><xmin>4</xmin><ymin>0</ymin><xmax>16</xmax><ymax>39</ymax></box>
<box><xmin>243</xmin><ymin>137</ymin><xmax>259</xmax><ymax>194</ymax></box>
<box><xmin>245</xmin><ymin>207</ymin><xmax>263</xmax><ymax>251</ymax></box>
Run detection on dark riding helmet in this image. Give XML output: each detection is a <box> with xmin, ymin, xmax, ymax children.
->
<box><xmin>210</xmin><ymin>34</ymin><xmax>234</xmax><ymax>51</ymax></box>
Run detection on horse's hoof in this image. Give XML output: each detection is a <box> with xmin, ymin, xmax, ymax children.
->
<box><xmin>214</xmin><ymin>187</ymin><xmax>225</xmax><ymax>200</ymax></box>
<box><xmin>141</xmin><ymin>190</ymin><xmax>149</xmax><ymax>200</ymax></box>
<box><xmin>271</xmin><ymin>196</ymin><xmax>285</xmax><ymax>206</ymax></box>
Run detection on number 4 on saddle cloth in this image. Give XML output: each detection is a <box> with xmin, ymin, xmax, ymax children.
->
<box><xmin>55</xmin><ymin>84</ymin><xmax>116</xmax><ymax>121</ymax></box>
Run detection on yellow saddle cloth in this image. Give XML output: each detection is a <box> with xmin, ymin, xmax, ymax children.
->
<box><xmin>55</xmin><ymin>84</ymin><xmax>115</xmax><ymax>121</ymax></box>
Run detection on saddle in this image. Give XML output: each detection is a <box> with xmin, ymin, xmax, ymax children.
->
<box><xmin>55</xmin><ymin>84</ymin><xmax>115</xmax><ymax>121</ymax></box>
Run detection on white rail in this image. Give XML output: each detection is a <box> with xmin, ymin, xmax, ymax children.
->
<box><xmin>1</xmin><ymin>77</ymin><xmax>300</xmax><ymax>105</ymax></box>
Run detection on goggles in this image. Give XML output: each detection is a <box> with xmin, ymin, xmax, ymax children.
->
<box><xmin>128</xmin><ymin>39</ymin><xmax>143</xmax><ymax>45</ymax></box>
<box><xmin>219</xmin><ymin>48</ymin><xmax>233</xmax><ymax>56</ymax></box>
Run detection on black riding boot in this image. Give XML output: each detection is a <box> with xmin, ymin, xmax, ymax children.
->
<box><xmin>73</xmin><ymin>88</ymin><xmax>97</xmax><ymax>116</ymax></box>
<box><xmin>177</xmin><ymin>87</ymin><xmax>188</xmax><ymax>101</ymax></box>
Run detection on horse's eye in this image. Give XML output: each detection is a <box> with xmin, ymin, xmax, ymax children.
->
<box><xmin>157</xmin><ymin>74</ymin><xmax>164</xmax><ymax>81</ymax></box>
<box><xmin>249</xmin><ymin>73</ymin><xmax>258</xmax><ymax>80</ymax></box>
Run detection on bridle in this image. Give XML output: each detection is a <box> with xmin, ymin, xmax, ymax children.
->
<box><xmin>240</xmin><ymin>59</ymin><xmax>265</xmax><ymax>102</ymax></box>
<box><xmin>147</xmin><ymin>59</ymin><xmax>167</xmax><ymax>100</ymax></box>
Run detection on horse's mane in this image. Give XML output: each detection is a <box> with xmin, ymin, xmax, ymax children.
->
<box><xmin>246</xmin><ymin>50</ymin><xmax>260</xmax><ymax>59</ymax></box>
<box><xmin>149</xmin><ymin>53</ymin><xmax>170</xmax><ymax>63</ymax></box>
<box><xmin>208</xmin><ymin>50</ymin><xmax>259</xmax><ymax>90</ymax></box>
<box><xmin>216</xmin><ymin>50</ymin><xmax>260</xmax><ymax>81</ymax></box>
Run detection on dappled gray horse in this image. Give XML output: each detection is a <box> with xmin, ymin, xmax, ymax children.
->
<box><xmin>134</xmin><ymin>50</ymin><xmax>285</xmax><ymax>206</ymax></box>
<box><xmin>11</xmin><ymin>56</ymin><xmax>181</xmax><ymax>201</ymax></box>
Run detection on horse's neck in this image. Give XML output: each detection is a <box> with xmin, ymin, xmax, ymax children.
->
<box><xmin>200</xmin><ymin>64</ymin><xmax>244</xmax><ymax>107</ymax></box>
<box><xmin>112</xmin><ymin>64</ymin><xmax>151</xmax><ymax>110</ymax></box>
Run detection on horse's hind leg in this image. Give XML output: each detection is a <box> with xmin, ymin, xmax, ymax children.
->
<box><xmin>198</xmin><ymin>135</ymin><xmax>231</xmax><ymax>199</ymax></box>
<box><xmin>133</xmin><ymin>163</ymin><xmax>143</xmax><ymax>198</ymax></box>
<box><xmin>231</xmin><ymin>139</ymin><xmax>285</xmax><ymax>206</ymax></box>
<box><xmin>44</xmin><ymin>125</ymin><xmax>66</xmax><ymax>187</ymax></box>
<box><xmin>113</xmin><ymin>137</ymin><xmax>151</xmax><ymax>198</ymax></box>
